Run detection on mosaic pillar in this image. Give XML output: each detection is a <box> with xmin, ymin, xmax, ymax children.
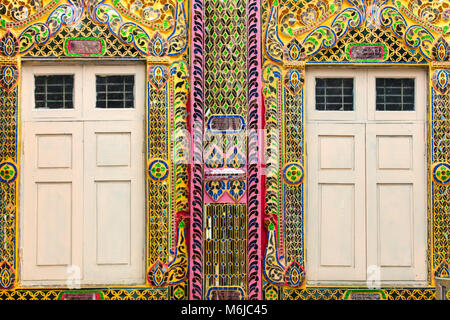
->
<box><xmin>147</xmin><ymin>57</ymin><xmax>189</xmax><ymax>287</ymax></box>
<box><xmin>0</xmin><ymin>31</ymin><xmax>19</xmax><ymax>290</ymax></box>
<box><xmin>262</xmin><ymin>58</ymin><xmax>306</xmax><ymax>290</ymax></box>
<box><xmin>430</xmin><ymin>61</ymin><xmax>450</xmax><ymax>284</ymax></box>
<box><xmin>147</xmin><ymin>59</ymin><xmax>171</xmax><ymax>270</ymax></box>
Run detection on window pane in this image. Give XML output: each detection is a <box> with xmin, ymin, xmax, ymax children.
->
<box><xmin>315</xmin><ymin>78</ymin><xmax>354</xmax><ymax>111</ymax></box>
<box><xmin>34</xmin><ymin>75</ymin><xmax>74</xmax><ymax>109</ymax></box>
<box><xmin>96</xmin><ymin>75</ymin><xmax>135</xmax><ymax>109</ymax></box>
<box><xmin>376</xmin><ymin>78</ymin><xmax>415</xmax><ymax>111</ymax></box>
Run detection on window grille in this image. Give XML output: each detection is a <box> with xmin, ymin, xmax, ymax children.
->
<box><xmin>315</xmin><ymin>78</ymin><xmax>354</xmax><ymax>111</ymax></box>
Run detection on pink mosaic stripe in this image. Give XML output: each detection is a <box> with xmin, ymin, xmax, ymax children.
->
<box><xmin>189</xmin><ymin>0</ymin><xmax>205</xmax><ymax>300</ymax></box>
<box><xmin>246</xmin><ymin>0</ymin><xmax>263</xmax><ymax>300</ymax></box>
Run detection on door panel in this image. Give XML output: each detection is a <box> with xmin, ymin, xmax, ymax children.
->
<box><xmin>366</xmin><ymin>123</ymin><xmax>427</xmax><ymax>281</ymax></box>
<box><xmin>96</xmin><ymin>133</ymin><xmax>131</xmax><ymax>167</ymax></box>
<box><xmin>319</xmin><ymin>183</ymin><xmax>355</xmax><ymax>267</ymax></box>
<box><xmin>83</xmin><ymin>121</ymin><xmax>145</xmax><ymax>283</ymax></box>
<box><xmin>36</xmin><ymin>134</ymin><xmax>73</xmax><ymax>168</ymax></box>
<box><xmin>22</xmin><ymin>122</ymin><xmax>83</xmax><ymax>282</ymax></box>
<box><xmin>307</xmin><ymin>123</ymin><xmax>366</xmax><ymax>281</ymax></box>
<box><xmin>319</xmin><ymin>135</ymin><xmax>355</xmax><ymax>169</ymax></box>
<box><xmin>36</xmin><ymin>182</ymin><xmax>73</xmax><ymax>266</ymax></box>
<box><xmin>377</xmin><ymin>183</ymin><xmax>413</xmax><ymax>267</ymax></box>
<box><xmin>95</xmin><ymin>181</ymin><xmax>131</xmax><ymax>265</ymax></box>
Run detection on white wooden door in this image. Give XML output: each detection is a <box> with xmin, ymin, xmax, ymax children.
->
<box><xmin>22</xmin><ymin>122</ymin><xmax>83</xmax><ymax>283</ymax></box>
<box><xmin>306</xmin><ymin>68</ymin><xmax>427</xmax><ymax>285</ymax></box>
<box><xmin>83</xmin><ymin>121</ymin><xmax>144</xmax><ymax>284</ymax></box>
<box><xmin>307</xmin><ymin>123</ymin><xmax>366</xmax><ymax>281</ymax></box>
<box><xmin>366</xmin><ymin>124</ymin><xmax>427</xmax><ymax>282</ymax></box>
<box><xmin>21</xmin><ymin>63</ymin><xmax>145</xmax><ymax>286</ymax></box>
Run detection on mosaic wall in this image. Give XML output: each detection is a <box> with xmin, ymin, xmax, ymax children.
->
<box><xmin>0</xmin><ymin>0</ymin><xmax>448</xmax><ymax>300</ymax></box>
<box><xmin>0</xmin><ymin>0</ymin><xmax>190</xmax><ymax>300</ymax></box>
<box><xmin>260</xmin><ymin>0</ymin><xmax>449</xmax><ymax>300</ymax></box>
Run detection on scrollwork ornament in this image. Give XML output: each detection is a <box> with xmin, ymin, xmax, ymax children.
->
<box><xmin>263</xmin><ymin>222</ymin><xmax>285</xmax><ymax>286</ymax></box>
<box><xmin>264</xmin><ymin>0</ymin><xmax>284</xmax><ymax>62</ymax></box>
<box><xmin>331</xmin><ymin>7</ymin><xmax>362</xmax><ymax>39</ymax></box>
<box><xmin>404</xmin><ymin>25</ymin><xmax>434</xmax><ymax>60</ymax></box>
<box><xmin>167</xmin><ymin>0</ymin><xmax>187</xmax><ymax>56</ymax></box>
<box><xmin>90</xmin><ymin>0</ymin><xmax>123</xmax><ymax>36</ymax></box>
<box><xmin>378</xmin><ymin>6</ymin><xmax>408</xmax><ymax>38</ymax></box>
<box><xmin>19</xmin><ymin>22</ymin><xmax>50</xmax><ymax>54</ymax></box>
<box><xmin>114</xmin><ymin>0</ymin><xmax>175</xmax><ymax>30</ymax></box>
<box><xmin>279</xmin><ymin>0</ymin><xmax>340</xmax><ymax>37</ymax></box>
<box><xmin>302</xmin><ymin>26</ymin><xmax>336</xmax><ymax>57</ymax></box>
<box><xmin>46</xmin><ymin>0</ymin><xmax>84</xmax><ymax>36</ymax></box>
<box><xmin>118</xmin><ymin>22</ymin><xmax>150</xmax><ymax>55</ymax></box>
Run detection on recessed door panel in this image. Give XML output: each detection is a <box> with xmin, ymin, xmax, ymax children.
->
<box><xmin>36</xmin><ymin>182</ymin><xmax>73</xmax><ymax>266</ymax></box>
<box><xmin>319</xmin><ymin>183</ymin><xmax>355</xmax><ymax>267</ymax></box>
<box><xmin>96</xmin><ymin>133</ymin><xmax>131</xmax><ymax>167</ymax></box>
<box><xmin>377</xmin><ymin>183</ymin><xmax>413</xmax><ymax>267</ymax></box>
<box><xmin>95</xmin><ymin>181</ymin><xmax>131</xmax><ymax>265</ymax></box>
<box><xmin>319</xmin><ymin>136</ymin><xmax>355</xmax><ymax>170</ymax></box>
<box><xmin>377</xmin><ymin>136</ymin><xmax>412</xmax><ymax>169</ymax></box>
<box><xmin>36</xmin><ymin>134</ymin><xmax>72</xmax><ymax>169</ymax></box>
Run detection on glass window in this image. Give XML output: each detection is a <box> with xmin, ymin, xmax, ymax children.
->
<box><xmin>376</xmin><ymin>78</ymin><xmax>415</xmax><ymax>111</ymax></box>
<box><xmin>34</xmin><ymin>75</ymin><xmax>74</xmax><ymax>109</ymax></box>
<box><xmin>96</xmin><ymin>75</ymin><xmax>134</xmax><ymax>109</ymax></box>
<box><xmin>315</xmin><ymin>78</ymin><xmax>354</xmax><ymax>111</ymax></box>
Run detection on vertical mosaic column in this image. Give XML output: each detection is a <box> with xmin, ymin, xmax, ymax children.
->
<box><xmin>282</xmin><ymin>65</ymin><xmax>305</xmax><ymax>266</ymax></box>
<box><xmin>147</xmin><ymin>59</ymin><xmax>171</xmax><ymax>270</ymax></box>
<box><xmin>189</xmin><ymin>0</ymin><xmax>205</xmax><ymax>300</ymax></box>
<box><xmin>190</xmin><ymin>0</ymin><xmax>263</xmax><ymax>299</ymax></box>
<box><xmin>262</xmin><ymin>64</ymin><xmax>284</xmax><ymax>299</ymax></box>
<box><xmin>0</xmin><ymin>31</ymin><xmax>19</xmax><ymax>290</ymax></box>
<box><xmin>247</xmin><ymin>0</ymin><xmax>264</xmax><ymax>301</ymax></box>
<box><xmin>202</xmin><ymin>0</ymin><xmax>249</xmax><ymax>299</ymax></box>
<box><xmin>430</xmin><ymin>61</ymin><xmax>450</xmax><ymax>283</ymax></box>
<box><xmin>261</xmin><ymin>57</ymin><xmax>306</xmax><ymax>297</ymax></box>
<box><xmin>147</xmin><ymin>58</ymin><xmax>189</xmax><ymax>289</ymax></box>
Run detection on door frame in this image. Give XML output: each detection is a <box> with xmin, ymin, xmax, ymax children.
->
<box><xmin>304</xmin><ymin>66</ymin><xmax>429</xmax><ymax>286</ymax></box>
<box><xmin>19</xmin><ymin>61</ymin><xmax>146</xmax><ymax>287</ymax></box>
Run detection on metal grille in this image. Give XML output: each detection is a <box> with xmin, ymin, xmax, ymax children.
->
<box><xmin>376</xmin><ymin>78</ymin><xmax>415</xmax><ymax>111</ymax></box>
<box><xmin>96</xmin><ymin>75</ymin><xmax>134</xmax><ymax>109</ymax></box>
<box><xmin>204</xmin><ymin>204</ymin><xmax>247</xmax><ymax>292</ymax></box>
<box><xmin>34</xmin><ymin>75</ymin><xmax>74</xmax><ymax>109</ymax></box>
<box><xmin>315</xmin><ymin>78</ymin><xmax>354</xmax><ymax>111</ymax></box>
